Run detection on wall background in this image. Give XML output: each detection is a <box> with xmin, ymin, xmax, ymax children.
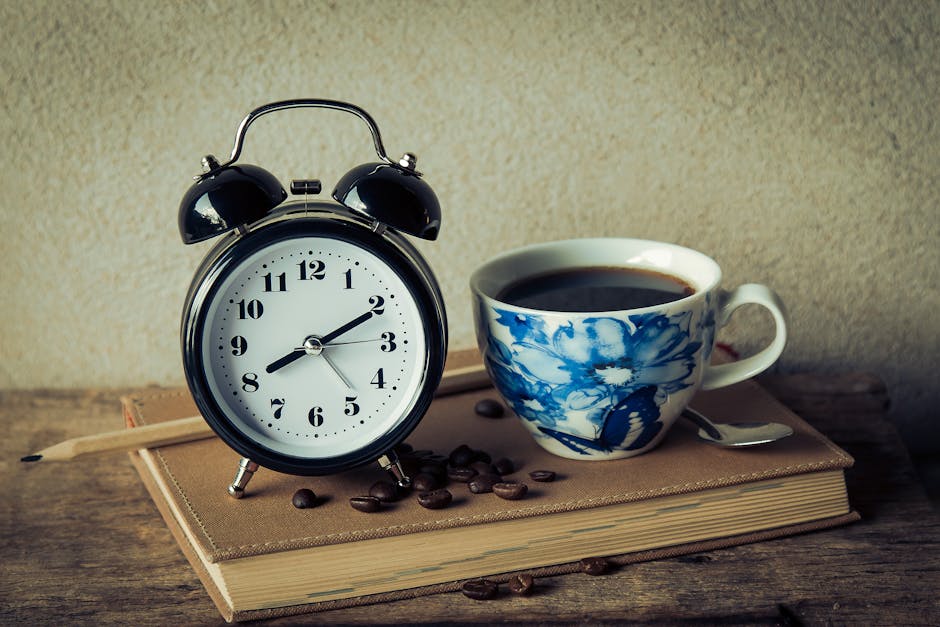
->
<box><xmin>2</xmin><ymin>1</ymin><xmax>937</xmax><ymax>456</ymax></box>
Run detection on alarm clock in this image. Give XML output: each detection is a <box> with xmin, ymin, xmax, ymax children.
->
<box><xmin>177</xmin><ymin>99</ymin><xmax>447</xmax><ymax>497</ymax></box>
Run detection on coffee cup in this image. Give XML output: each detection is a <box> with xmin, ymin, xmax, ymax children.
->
<box><xmin>469</xmin><ymin>238</ymin><xmax>787</xmax><ymax>460</ymax></box>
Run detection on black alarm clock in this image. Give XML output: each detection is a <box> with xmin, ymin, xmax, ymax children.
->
<box><xmin>177</xmin><ymin>100</ymin><xmax>447</xmax><ymax>497</ymax></box>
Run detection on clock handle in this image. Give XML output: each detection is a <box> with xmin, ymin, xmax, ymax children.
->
<box><xmin>204</xmin><ymin>99</ymin><xmax>394</xmax><ymax>177</ymax></box>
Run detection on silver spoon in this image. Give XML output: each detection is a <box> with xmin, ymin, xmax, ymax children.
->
<box><xmin>681</xmin><ymin>407</ymin><xmax>794</xmax><ymax>447</ymax></box>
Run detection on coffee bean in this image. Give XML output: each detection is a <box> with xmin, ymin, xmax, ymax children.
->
<box><xmin>461</xmin><ymin>578</ymin><xmax>498</xmax><ymax>600</ymax></box>
<box><xmin>468</xmin><ymin>473</ymin><xmax>501</xmax><ymax>494</ymax></box>
<box><xmin>493</xmin><ymin>457</ymin><xmax>515</xmax><ymax>475</ymax></box>
<box><xmin>412</xmin><ymin>472</ymin><xmax>441</xmax><ymax>492</ymax></box>
<box><xmin>369</xmin><ymin>480</ymin><xmax>401</xmax><ymax>503</ymax></box>
<box><xmin>528</xmin><ymin>470</ymin><xmax>556</xmax><ymax>482</ymax></box>
<box><xmin>493</xmin><ymin>481</ymin><xmax>528</xmax><ymax>500</ymax></box>
<box><xmin>400</xmin><ymin>459</ymin><xmax>421</xmax><ymax>475</ymax></box>
<box><xmin>474</xmin><ymin>398</ymin><xmax>505</xmax><ymax>418</ymax></box>
<box><xmin>507</xmin><ymin>573</ymin><xmax>535</xmax><ymax>595</ymax></box>
<box><xmin>349</xmin><ymin>496</ymin><xmax>382</xmax><ymax>513</ymax></box>
<box><xmin>419</xmin><ymin>461</ymin><xmax>448</xmax><ymax>479</ymax></box>
<box><xmin>417</xmin><ymin>488</ymin><xmax>453</xmax><ymax>509</ymax></box>
<box><xmin>470</xmin><ymin>460</ymin><xmax>498</xmax><ymax>476</ymax></box>
<box><xmin>579</xmin><ymin>556</ymin><xmax>610</xmax><ymax>575</ymax></box>
<box><xmin>449</xmin><ymin>444</ymin><xmax>475</xmax><ymax>467</ymax></box>
<box><xmin>291</xmin><ymin>488</ymin><xmax>317</xmax><ymax>509</ymax></box>
<box><xmin>448</xmin><ymin>466</ymin><xmax>478</xmax><ymax>483</ymax></box>
<box><xmin>471</xmin><ymin>449</ymin><xmax>492</xmax><ymax>464</ymax></box>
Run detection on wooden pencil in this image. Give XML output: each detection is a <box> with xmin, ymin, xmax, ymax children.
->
<box><xmin>20</xmin><ymin>416</ymin><xmax>212</xmax><ymax>462</ymax></box>
<box><xmin>21</xmin><ymin>363</ymin><xmax>491</xmax><ymax>463</ymax></box>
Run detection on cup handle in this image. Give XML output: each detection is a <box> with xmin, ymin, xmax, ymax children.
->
<box><xmin>700</xmin><ymin>284</ymin><xmax>788</xmax><ymax>391</ymax></box>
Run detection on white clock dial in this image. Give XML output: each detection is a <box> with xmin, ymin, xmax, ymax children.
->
<box><xmin>200</xmin><ymin>235</ymin><xmax>428</xmax><ymax>459</ymax></box>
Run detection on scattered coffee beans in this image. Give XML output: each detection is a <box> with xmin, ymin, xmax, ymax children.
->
<box><xmin>349</xmin><ymin>495</ymin><xmax>382</xmax><ymax>513</ymax></box>
<box><xmin>448</xmin><ymin>466</ymin><xmax>478</xmax><ymax>483</ymax></box>
<box><xmin>369</xmin><ymin>480</ymin><xmax>401</xmax><ymax>503</ymax></box>
<box><xmin>449</xmin><ymin>444</ymin><xmax>475</xmax><ymax>467</ymax></box>
<box><xmin>420</xmin><ymin>462</ymin><xmax>448</xmax><ymax>479</ymax></box>
<box><xmin>461</xmin><ymin>578</ymin><xmax>499</xmax><ymax>600</ymax></box>
<box><xmin>579</xmin><ymin>556</ymin><xmax>610</xmax><ymax>575</ymax></box>
<box><xmin>471</xmin><ymin>449</ymin><xmax>492</xmax><ymax>464</ymax></box>
<box><xmin>507</xmin><ymin>573</ymin><xmax>535</xmax><ymax>595</ymax></box>
<box><xmin>493</xmin><ymin>457</ymin><xmax>515</xmax><ymax>475</ymax></box>
<box><xmin>291</xmin><ymin>488</ymin><xmax>317</xmax><ymax>509</ymax></box>
<box><xmin>468</xmin><ymin>473</ymin><xmax>501</xmax><ymax>494</ymax></box>
<box><xmin>528</xmin><ymin>470</ymin><xmax>556</xmax><ymax>482</ymax></box>
<box><xmin>356</xmin><ymin>443</ymin><xmax>549</xmax><ymax>513</ymax></box>
<box><xmin>400</xmin><ymin>448</ymin><xmax>444</xmax><ymax>475</ymax></box>
<box><xmin>474</xmin><ymin>398</ymin><xmax>505</xmax><ymax>418</ymax></box>
<box><xmin>417</xmin><ymin>488</ymin><xmax>453</xmax><ymax>509</ymax></box>
<box><xmin>470</xmin><ymin>460</ymin><xmax>498</xmax><ymax>475</ymax></box>
<box><xmin>492</xmin><ymin>481</ymin><xmax>528</xmax><ymax>500</ymax></box>
<box><xmin>412</xmin><ymin>472</ymin><xmax>442</xmax><ymax>492</ymax></box>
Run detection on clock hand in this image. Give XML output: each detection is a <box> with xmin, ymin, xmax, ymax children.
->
<box><xmin>324</xmin><ymin>337</ymin><xmax>383</xmax><ymax>346</ymax></box>
<box><xmin>287</xmin><ymin>338</ymin><xmax>383</xmax><ymax>349</ymax></box>
<box><xmin>320</xmin><ymin>350</ymin><xmax>356</xmax><ymax>392</ymax></box>
<box><xmin>265</xmin><ymin>348</ymin><xmax>306</xmax><ymax>374</ymax></box>
<box><xmin>265</xmin><ymin>311</ymin><xmax>375</xmax><ymax>374</ymax></box>
<box><xmin>319</xmin><ymin>310</ymin><xmax>374</xmax><ymax>345</ymax></box>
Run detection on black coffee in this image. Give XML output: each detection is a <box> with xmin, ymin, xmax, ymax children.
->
<box><xmin>496</xmin><ymin>266</ymin><xmax>694</xmax><ymax>313</ymax></box>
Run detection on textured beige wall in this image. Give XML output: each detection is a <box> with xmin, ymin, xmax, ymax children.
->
<box><xmin>2</xmin><ymin>1</ymin><xmax>938</xmax><ymax>453</ymax></box>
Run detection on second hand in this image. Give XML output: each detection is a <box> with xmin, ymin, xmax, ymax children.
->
<box><xmin>266</xmin><ymin>310</ymin><xmax>375</xmax><ymax>374</ymax></box>
<box><xmin>320</xmin><ymin>351</ymin><xmax>355</xmax><ymax>391</ymax></box>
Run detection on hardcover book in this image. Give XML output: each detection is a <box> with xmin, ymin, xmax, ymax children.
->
<box><xmin>124</xmin><ymin>354</ymin><xmax>858</xmax><ymax>622</ymax></box>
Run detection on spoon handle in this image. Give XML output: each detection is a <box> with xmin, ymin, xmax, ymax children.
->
<box><xmin>681</xmin><ymin>407</ymin><xmax>724</xmax><ymax>441</ymax></box>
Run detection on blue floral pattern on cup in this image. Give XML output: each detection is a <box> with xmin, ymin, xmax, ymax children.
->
<box><xmin>482</xmin><ymin>306</ymin><xmax>703</xmax><ymax>456</ymax></box>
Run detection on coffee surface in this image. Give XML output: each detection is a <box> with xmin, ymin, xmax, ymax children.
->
<box><xmin>495</xmin><ymin>266</ymin><xmax>694</xmax><ymax>313</ymax></box>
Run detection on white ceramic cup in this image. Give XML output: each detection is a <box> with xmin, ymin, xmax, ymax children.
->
<box><xmin>470</xmin><ymin>238</ymin><xmax>787</xmax><ymax>460</ymax></box>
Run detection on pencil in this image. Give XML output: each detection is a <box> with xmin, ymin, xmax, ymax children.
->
<box><xmin>20</xmin><ymin>416</ymin><xmax>212</xmax><ymax>462</ymax></box>
<box><xmin>21</xmin><ymin>363</ymin><xmax>491</xmax><ymax>463</ymax></box>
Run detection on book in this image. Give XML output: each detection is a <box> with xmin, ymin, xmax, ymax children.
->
<box><xmin>123</xmin><ymin>353</ymin><xmax>858</xmax><ymax>622</ymax></box>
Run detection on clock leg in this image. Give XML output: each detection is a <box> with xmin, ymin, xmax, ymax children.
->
<box><xmin>377</xmin><ymin>451</ymin><xmax>411</xmax><ymax>489</ymax></box>
<box><xmin>228</xmin><ymin>457</ymin><xmax>260</xmax><ymax>498</ymax></box>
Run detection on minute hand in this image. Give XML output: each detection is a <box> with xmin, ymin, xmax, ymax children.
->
<box><xmin>320</xmin><ymin>311</ymin><xmax>374</xmax><ymax>345</ymax></box>
<box><xmin>265</xmin><ymin>311</ymin><xmax>375</xmax><ymax>375</ymax></box>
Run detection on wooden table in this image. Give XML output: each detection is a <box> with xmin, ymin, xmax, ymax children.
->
<box><xmin>3</xmin><ymin>373</ymin><xmax>938</xmax><ymax>625</ymax></box>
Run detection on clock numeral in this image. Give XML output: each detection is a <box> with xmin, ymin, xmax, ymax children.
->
<box><xmin>371</xmin><ymin>368</ymin><xmax>386</xmax><ymax>389</ymax></box>
<box><xmin>344</xmin><ymin>268</ymin><xmax>354</xmax><ymax>289</ymax></box>
<box><xmin>237</xmin><ymin>299</ymin><xmax>264</xmax><ymax>320</ymax></box>
<box><xmin>230</xmin><ymin>336</ymin><xmax>247</xmax><ymax>356</ymax></box>
<box><xmin>298</xmin><ymin>260</ymin><xmax>326</xmax><ymax>281</ymax></box>
<box><xmin>380</xmin><ymin>331</ymin><xmax>397</xmax><ymax>352</ymax></box>
<box><xmin>241</xmin><ymin>372</ymin><xmax>260</xmax><ymax>392</ymax></box>
<box><xmin>344</xmin><ymin>395</ymin><xmax>360</xmax><ymax>416</ymax></box>
<box><xmin>369</xmin><ymin>295</ymin><xmax>385</xmax><ymax>315</ymax></box>
<box><xmin>270</xmin><ymin>398</ymin><xmax>285</xmax><ymax>419</ymax></box>
<box><xmin>308</xmin><ymin>406</ymin><xmax>324</xmax><ymax>427</ymax></box>
<box><xmin>263</xmin><ymin>272</ymin><xmax>287</xmax><ymax>292</ymax></box>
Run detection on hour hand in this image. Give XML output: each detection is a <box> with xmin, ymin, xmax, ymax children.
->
<box><xmin>266</xmin><ymin>335</ymin><xmax>325</xmax><ymax>374</ymax></box>
<box><xmin>266</xmin><ymin>348</ymin><xmax>306</xmax><ymax>374</ymax></box>
<box><xmin>266</xmin><ymin>309</ymin><xmax>375</xmax><ymax>374</ymax></box>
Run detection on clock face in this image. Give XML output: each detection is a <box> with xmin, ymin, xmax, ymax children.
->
<box><xmin>185</xmin><ymin>217</ymin><xmax>443</xmax><ymax>473</ymax></box>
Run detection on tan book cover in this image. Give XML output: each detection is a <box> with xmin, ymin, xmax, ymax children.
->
<box><xmin>124</xmin><ymin>355</ymin><xmax>858</xmax><ymax>622</ymax></box>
